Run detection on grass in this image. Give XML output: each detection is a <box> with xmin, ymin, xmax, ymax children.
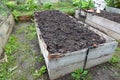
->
<box><xmin>25</xmin><ymin>23</ymin><xmax>37</xmax><ymax>41</ymax></box>
<box><xmin>4</xmin><ymin>35</ymin><xmax>19</xmax><ymax>55</ymax></box>
<box><xmin>0</xmin><ymin>22</ymin><xmax>44</xmax><ymax>80</ymax></box>
<box><xmin>0</xmin><ymin>35</ymin><xmax>19</xmax><ymax>80</ymax></box>
<box><xmin>108</xmin><ymin>41</ymin><xmax>120</xmax><ymax>65</ymax></box>
<box><xmin>33</xmin><ymin>65</ymin><xmax>47</xmax><ymax>77</ymax></box>
<box><xmin>2</xmin><ymin>1</ymin><xmax>76</xmax><ymax>21</ymax></box>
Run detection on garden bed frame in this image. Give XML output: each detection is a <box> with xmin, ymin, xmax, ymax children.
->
<box><xmin>0</xmin><ymin>14</ymin><xmax>15</xmax><ymax>56</ymax></box>
<box><xmin>106</xmin><ymin>6</ymin><xmax>120</xmax><ymax>14</ymax></box>
<box><xmin>75</xmin><ymin>9</ymin><xmax>120</xmax><ymax>40</ymax></box>
<box><xmin>35</xmin><ymin>16</ymin><xmax>118</xmax><ymax>80</ymax></box>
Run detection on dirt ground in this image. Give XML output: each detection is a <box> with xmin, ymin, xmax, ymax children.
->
<box><xmin>3</xmin><ymin>22</ymin><xmax>120</xmax><ymax>80</ymax></box>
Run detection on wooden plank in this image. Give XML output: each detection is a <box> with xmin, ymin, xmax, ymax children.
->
<box><xmin>106</xmin><ymin>6</ymin><xmax>120</xmax><ymax>14</ymax></box>
<box><xmin>86</xmin><ymin>20</ymin><xmax>120</xmax><ymax>40</ymax></box>
<box><xmin>0</xmin><ymin>14</ymin><xmax>15</xmax><ymax>55</ymax></box>
<box><xmin>49</xmin><ymin>54</ymin><xmax>112</xmax><ymax>80</ymax></box>
<box><xmin>86</xmin><ymin>13</ymin><xmax>120</xmax><ymax>34</ymax></box>
<box><xmin>47</xmin><ymin>41</ymin><xmax>117</xmax><ymax>70</ymax></box>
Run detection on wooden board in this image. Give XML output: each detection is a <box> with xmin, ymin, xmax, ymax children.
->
<box><xmin>75</xmin><ymin>9</ymin><xmax>120</xmax><ymax>40</ymax></box>
<box><xmin>0</xmin><ymin>14</ymin><xmax>15</xmax><ymax>56</ymax></box>
<box><xmin>106</xmin><ymin>6</ymin><xmax>120</xmax><ymax>14</ymax></box>
<box><xmin>35</xmin><ymin>16</ymin><xmax>118</xmax><ymax>80</ymax></box>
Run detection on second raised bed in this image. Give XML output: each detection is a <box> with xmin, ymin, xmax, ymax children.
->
<box><xmin>75</xmin><ymin>9</ymin><xmax>120</xmax><ymax>40</ymax></box>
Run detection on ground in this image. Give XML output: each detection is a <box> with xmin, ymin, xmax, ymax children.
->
<box><xmin>0</xmin><ymin>22</ymin><xmax>120</xmax><ymax>80</ymax></box>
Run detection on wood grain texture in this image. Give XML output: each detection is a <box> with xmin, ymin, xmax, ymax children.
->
<box><xmin>0</xmin><ymin>14</ymin><xmax>15</xmax><ymax>56</ymax></box>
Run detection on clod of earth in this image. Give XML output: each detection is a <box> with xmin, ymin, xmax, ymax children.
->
<box><xmin>95</xmin><ymin>10</ymin><xmax>120</xmax><ymax>23</ymax></box>
<box><xmin>34</xmin><ymin>10</ymin><xmax>106</xmax><ymax>54</ymax></box>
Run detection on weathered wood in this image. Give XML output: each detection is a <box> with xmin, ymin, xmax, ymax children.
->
<box><xmin>49</xmin><ymin>54</ymin><xmax>113</xmax><ymax>80</ymax></box>
<box><xmin>35</xmin><ymin>15</ymin><xmax>118</xmax><ymax>80</ymax></box>
<box><xmin>75</xmin><ymin>9</ymin><xmax>120</xmax><ymax>40</ymax></box>
<box><xmin>0</xmin><ymin>14</ymin><xmax>15</xmax><ymax>56</ymax></box>
<box><xmin>106</xmin><ymin>6</ymin><xmax>120</xmax><ymax>14</ymax></box>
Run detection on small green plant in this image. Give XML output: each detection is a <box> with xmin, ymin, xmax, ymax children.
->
<box><xmin>109</xmin><ymin>55</ymin><xmax>119</xmax><ymax>64</ymax></box>
<box><xmin>12</xmin><ymin>10</ymin><xmax>21</xmax><ymax>21</ymax></box>
<box><xmin>33</xmin><ymin>65</ymin><xmax>47</xmax><ymax>77</ymax></box>
<box><xmin>43</xmin><ymin>3</ymin><xmax>52</xmax><ymax>10</ymax></box>
<box><xmin>71</xmin><ymin>68</ymin><xmax>88</xmax><ymax>80</ymax></box>
<box><xmin>6</xmin><ymin>1</ymin><xmax>16</xmax><ymax>11</ymax></box>
<box><xmin>72</xmin><ymin>0</ymin><xmax>94</xmax><ymax>9</ymax></box>
<box><xmin>4</xmin><ymin>35</ymin><xmax>19</xmax><ymax>55</ymax></box>
<box><xmin>37</xmin><ymin>56</ymin><xmax>44</xmax><ymax>62</ymax></box>
<box><xmin>26</xmin><ymin>24</ymin><xmax>36</xmax><ymax>40</ymax></box>
<box><xmin>106</xmin><ymin>0</ymin><xmax>120</xmax><ymax>8</ymax></box>
<box><xmin>114</xmin><ymin>0</ymin><xmax>120</xmax><ymax>8</ymax></box>
<box><xmin>0</xmin><ymin>34</ymin><xmax>18</xmax><ymax>80</ymax></box>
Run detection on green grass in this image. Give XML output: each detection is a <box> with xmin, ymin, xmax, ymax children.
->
<box><xmin>108</xmin><ymin>41</ymin><xmax>120</xmax><ymax>67</ymax></box>
<box><xmin>25</xmin><ymin>23</ymin><xmax>37</xmax><ymax>40</ymax></box>
<box><xmin>4</xmin><ymin>35</ymin><xmax>19</xmax><ymax>55</ymax></box>
<box><xmin>0</xmin><ymin>35</ymin><xmax>19</xmax><ymax>80</ymax></box>
<box><xmin>33</xmin><ymin>65</ymin><xmax>47</xmax><ymax>77</ymax></box>
<box><xmin>2</xmin><ymin>1</ymin><xmax>76</xmax><ymax>21</ymax></box>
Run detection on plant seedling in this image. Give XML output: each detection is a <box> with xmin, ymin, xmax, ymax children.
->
<box><xmin>71</xmin><ymin>68</ymin><xmax>88</xmax><ymax>80</ymax></box>
<box><xmin>33</xmin><ymin>65</ymin><xmax>47</xmax><ymax>77</ymax></box>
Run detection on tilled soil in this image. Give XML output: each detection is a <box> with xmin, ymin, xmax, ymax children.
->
<box><xmin>34</xmin><ymin>10</ymin><xmax>105</xmax><ymax>54</ymax></box>
<box><xmin>95</xmin><ymin>10</ymin><xmax>120</xmax><ymax>23</ymax></box>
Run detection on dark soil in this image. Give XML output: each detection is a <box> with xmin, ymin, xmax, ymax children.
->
<box><xmin>34</xmin><ymin>10</ymin><xmax>105</xmax><ymax>54</ymax></box>
<box><xmin>95</xmin><ymin>10</ymin><xmax>120</xmax><ymax>23</ymax></box>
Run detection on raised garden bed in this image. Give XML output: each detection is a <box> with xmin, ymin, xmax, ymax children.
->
<box><xmin>75</xmin><ymin>9</ymin><xmax>120</xmax><ymax>40</ymax></box>
<box><xmin>34</xmin><ymin>10</ymin><xmax>118</xmax><ymax>80</ymax></box>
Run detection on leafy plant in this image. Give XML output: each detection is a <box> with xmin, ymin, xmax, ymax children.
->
<box><xmin>109</xmin><ymin>55</ymin><xmax>119</xmax><ymax>64</ymax></box>
<box><xmin>4</xmin><ymin>35</ymin><xmax>19</xmax><ymax>55</ymax></box>
<box><xmin>106</xmin><ymin>0</ymin><xmax>120</xmax><ymax>8</ymax></box>
<box><xmin>33</xmin><ymin>65</ymin><xmax>47</xmax><ymax>77</ymax></box>
<box><xmin>72</xmin><ymin>0</ymin><xmax>94</xmax><ymax>9</ymax></box>
<box><xmin>71</xmin><ymin>68</ymin><xmax>88</xmax><ymax>80</ymax></box>
<box><xmin>6</xmin><ymin>1</ymin><xmax>16</xmax><ymax>11</ymax></box>
<box><xmin>37</xmin><ymin>56</ymin><xmax>44</xmax><ymax>62</ymax></box>
<box><xmin>12</xmin><ymin>10</ymin><xmax>21</xmax><ymax>21</ymax></box>
<box><xmin>43</xmin><ymin>3</ymin><xmax>52</xmax><ymax>10</ymax></box>
<box><xmin>114</xmin><ymin>0</ymin><xmax>120</xmax><ymax>8</ymax></box>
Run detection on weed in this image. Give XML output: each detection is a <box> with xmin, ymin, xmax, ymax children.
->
<box><xmin>109</xmin><ymin>56</ymin><xmax>119</xmax><ymax>64</ymax></box>
<box><xmin>72</xmin><ymin>0</ymin><xmax>94</xmax><ymax>9</ymax></box>
<box><xmin>33</xmin><ymin>65</ymin><xmax>47</xmax><ymax>77</ymax></box>
<box><xmin>71</xmin><ymin>68</ymin><xmax>88</xmax><ymax>80</ymax></box>
<box><xmin>108</xmin><ymin>44</ymin><xmax>120</xmax><ymax>64</ymax></box>
<box><xmin>25</xmin><ymin>24</ymin><xmax>37</xmax><ymax>40</ymax></box>
<box><xmin>4</xmin><ymin>35</ymin><xmax>19</xmax><ymax>55</ymax></box>
<box><xmin>0</xmin><ymin>34</ymin><xmax>19</xmax><ymax>80</ymax></box>
<box><xmin>37</xmin><ymin>56</ymin><xmax>44</xmax><ymax>62</ymax></box>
